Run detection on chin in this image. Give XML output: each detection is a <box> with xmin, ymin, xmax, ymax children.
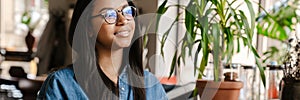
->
<box><xmin>112</xmin><ymin>41</ymin><xmax>132</xmax><ymax>49</ymax></box>
<box><xmin>119</xmin><ymin>43</ymin><xmax>131</xmax><ymax>48</ymax></box>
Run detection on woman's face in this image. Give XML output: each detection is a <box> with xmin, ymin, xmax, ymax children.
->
<box><xmin>91</xmin><ymin>0</ymin><xmax>135</xmax><ymax>49</ymax></box>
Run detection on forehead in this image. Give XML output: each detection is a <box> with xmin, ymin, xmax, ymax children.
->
<box><xmin>92</xmin><ymin>0</ymin><xmax>128</xmax><ymax>10</ymax></box>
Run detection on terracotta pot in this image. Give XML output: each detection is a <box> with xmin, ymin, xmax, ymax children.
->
<box><xmin>196</xmin><ymin>80</ymin><xmax>243</xmax><ymax>100</ymax></box>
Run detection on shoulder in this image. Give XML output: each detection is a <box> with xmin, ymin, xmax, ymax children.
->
<box><xmin>40</xmin><ymin>65</ymin><xmax>75</xmax><ymax>88</ymax></box>
<box><xmin>143</xmin><ymin>71</ymin><xmax>165</xmax><ymax>92</ymax></box>
<box><xmin>143</xmin><ymin>70</ymin><xmax>160</xmax><ymax>87</ymax></box>
<box><xmin>37</xmin><ymin>65</ymin><xmax>88</xmax><ymax>99</ymax></box>
<box><xmin>42</xmin><ymin>66</ymin><xmax>75</xmax><ymax>85</ymax></box>
<box><xmin>143</xmin><ymin>70</ymin><xmax>168</xmax><ymax>100</ymax></box>
<box><xmin>48</xmin><ymin>66</ymin><xmax>74</xmax><ymax>80</ymax></box>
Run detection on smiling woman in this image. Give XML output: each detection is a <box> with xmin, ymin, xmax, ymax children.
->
<box><xmin>37</xmin><ymin>0</ymin><xmax>167</xmax><ymax>100</ymax></box>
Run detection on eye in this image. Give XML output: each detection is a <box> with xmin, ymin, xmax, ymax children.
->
<box><xmin>103</xmin><ymin>10</ymin><xmax>117</xmax><ymax>24</ymax></box>
<box><xmin>105</xmin><ymin>10</ymin><xmax>117</xmax><ymax>18</ymax></box>
<box><xmin>123</xmin><ymin>6</ymin><xmax>136</xmax><ymax>18</ymax></box>
<box><xmin>123</xmin><ymin>7</ymin><xmax>133</xmax><ymax>15</ymax></box>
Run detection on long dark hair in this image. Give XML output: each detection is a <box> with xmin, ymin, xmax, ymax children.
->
<box><xmin>68</xmin><ymin>0</ymin><xmax>145</xmax><ymax>99</ymax></box>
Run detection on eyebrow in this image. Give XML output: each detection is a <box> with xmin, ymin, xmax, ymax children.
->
<box><xmin>98</xmin><ymin>8</ymin><xmax>112</xmax><ymax>13</ymax></box>
<box><xmin>98</xmin><ymin>4</ymin><xmax>129</xmax><ymax>13</ymax></box>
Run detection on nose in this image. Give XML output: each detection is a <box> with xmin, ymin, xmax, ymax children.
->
<box><xmin>116</xmin><ymin>12</ymin><xmax>128</xmax><ymax>25</ymax></box>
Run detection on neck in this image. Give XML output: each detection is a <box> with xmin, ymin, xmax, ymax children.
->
<box><xmin>96</xmin><ymin>46</ymin><xmax>123</xmax><ymax>84</ymax></box>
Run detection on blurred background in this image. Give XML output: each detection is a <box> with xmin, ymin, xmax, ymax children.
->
<box><xmin>0</xmin><ymin>0</ymin><xmax>299</xmax><ymax>99</ymax></box>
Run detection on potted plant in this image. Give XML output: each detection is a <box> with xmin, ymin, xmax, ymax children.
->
<box><xmin>255</xmin><ymin>1</ymin><xmax>300</xmax><ymax>99</ymax></box>
<box><xmin>156</xmin><ymin>0</ymin><xmax>265</xmax><ymax>99</ymax></box>
<box><xmin>280</xmin><ymin>33</ymin><xmax>300</xmax><ymax>99</ymax></box>
<box><xmin>21</xmin><ymin>11</ymin><xmax>41</xmax><ymax>53</ymax></box>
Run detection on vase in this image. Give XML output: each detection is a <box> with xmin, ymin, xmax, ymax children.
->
<box><xmin>25</xmin><ymin>31</ymin><xmax>35</xmax><ymax>53</ymax></box>
<box><xmin>281</xmin><ymin>80</ymin><xmax>300</xmax><ymax>100</ymax></box>
<box><xmin>196</xmin><ymin>80</ymin><xmax>243</xmax><ymax>100</ymax></box>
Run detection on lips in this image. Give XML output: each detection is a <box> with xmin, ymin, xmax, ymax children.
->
<box><xmin>114</xmin><ymin>30</ymin><xmax>130</xmax><ymax>37</ymax></box>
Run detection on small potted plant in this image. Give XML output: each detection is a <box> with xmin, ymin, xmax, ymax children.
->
<box><xmin>21</xmin><ymin>11</ymin><xmax>41</xmax><ymax>53</ymax></box>
<box><xmin>156</xmin><ymin>0</ymin><xmax>265</xmax><ymax>99</ymax></box>
<box><xmin>281</xmin><ymin>33</ymin><xmax>300</xmax><ymax>99</ymax></box>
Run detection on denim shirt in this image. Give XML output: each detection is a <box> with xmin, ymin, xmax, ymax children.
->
<box><xmin>37</xmin><ymin>66</ymin><xmax>168</xmax><ymax>100</ymax></box>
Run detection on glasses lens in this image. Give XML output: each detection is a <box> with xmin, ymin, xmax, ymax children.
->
<box><xmin>123</xmin><ymin>6</ymin><xmax>136</xmax><ymax>20</ymax></box>
<box><xmin>104</xmin><ymin>10</ymin><xmax>117</xmax><ymax>24</ymax></box>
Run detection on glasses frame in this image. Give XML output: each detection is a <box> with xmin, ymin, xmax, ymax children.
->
<box><xmin>91</xmin><ymin>6</ymin><xmax>137</xmax><ymax>24</ymax></box>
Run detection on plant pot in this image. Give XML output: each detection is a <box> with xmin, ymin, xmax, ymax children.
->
<box><xmin>281</xmin><ymin>80</ymin><xmax>300</xmax><ymax>100</ymax></box>
<box><xmin>196</xmin><ymin>80</ymin><xmax>243</xmax><ymax>100</ymax></box>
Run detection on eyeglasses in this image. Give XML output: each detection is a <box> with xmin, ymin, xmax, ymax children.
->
<box><xmin>92</xmin><ymin>6</ymin><xmax>137</xmax><ymax>24</ymax></box>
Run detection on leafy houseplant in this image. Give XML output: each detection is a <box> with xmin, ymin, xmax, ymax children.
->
<box><xmin>256</xmin><ymin>0</ymin><xmax>300</xmax><ymax>66</ymax></box>
<box><xmin>157</xmin><ymin>0</ymin><xmax>265</xmax><ymax>99</ymax></box>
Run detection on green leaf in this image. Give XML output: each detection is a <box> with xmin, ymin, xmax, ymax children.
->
<box><xmin>194</xmin><ymin>41</ymin><xmax>202</xmax><ymax>75</ymax></box>
<box><xmin>210</xmin><ymin>0</ymin><xmax>219</xmax><ymax>6</ymax></box>
<box><xmin>225</xmin><ymin>27</ymin><xmax>234</xmax><ymax>62</ymax></box>
<box><xmin>168</xmin><ymin>50</ymin><xmax>178</xmax><ymax>79</ymax></box>
<box><xmin>255</xmin><ymin>57</ymin><xmax>266</xmax><ymax>87</ymax></box>
<box><xmin>239</xmin><ymin>11</ymin><xmax>252</xmax><ymax>39</ymax></box>
<box><xmin>256</xmin><ymin>3</ymin><xmax>293</xmax><ymax>42</ymax></box>
<box><xmin>199</xmin><ymin>15</ymin><xmax>209</xmax><ymax>35</ymax></box>
<box><xmin>250</xmin><ymin>44</ymin><xmax>260</xmax><ymax>58</ymax></box>
<box><xmin>185</xmin><ymin>5</ymin><xmax>196</xmax><ymax>39</ymax></box>
<box><xmin>199</xmin><ymin>53</ymin><xmax>208</xmax><ymax>78</ymax></box>
<box><xmin>199</xmin><ymin>0</ymin><xmax>208</xmax><ymax>16</ymax></box>
<box><xmin>185</xmin><ymin>3</ymin><xmax>198</xmax><ymax>57</ymax></box>
<box><xmin>187</xmin><ymin>32</ymin><xmax>194</xmax><ymax>56</ymax></box>
<box><xmin>160</xmin><ymin>27</ymin><xmax>172</xmax><ymax>58</ymax></box>
<box><xmin>181</xmin><ymin>40</ymin><xmax>187</xmax><ymax>65</ymax></box>
<box><xmin>177</xmin><ymin>56</ymin><xmax>181</xmax><ymax>67</ymax></box>
<box><xmin>263</xmin><ymin>51</ymin><xmax>271</xmax><ymax>55</ymax></box>
<box><xmin>157</xmin><ymin>0</ymin><xmax>168</xmax><ymax>14</ymax></box>
<box><xmin>245</xmin><ymin>0</ymin><xmax>255</xmax><ymax>36</ymax></box>
<box><xmin>199</xmin><ymin>32</ymin><xmax>209</xmax><ymax>77</ymax></box>
<box><xmin>262</xmin><ymin>46</ymin><xmax>280</xmax><ymax>64</ymax></box>
<box><xmin>237</xmin><ymin>38</ymin><xmax>240</xmax><ymax>53</ymax></box>
<box><xmin>241</xmin><ymin>37</ymin><xmax>247</xmax><ymax>46</ymax></box>
<box><xmin>257</xmin><ymin>18</ymin><xmax>288</xmax><ymax>41</ymax></box>
<box><xmin>160</xmin><ymin>19</ymin><xmax>177</xmax><ymax>58</ymax></box>
<box><xmin>156</xmin><ymin>0</ymin><xmax>172</xmax><ymax>41</ymax></box>
<box><xmin>21</xmin><ymin>12</ymin><xmax>31</xmax><ymax>25</ymax></box>
<box><xmin>212</xmin><ymin>23</ymin><xmax>220</xmax><ymax>81</ymax></box>
<box><xmin>228</xmin><ymin>8</ymin><xmax>241</xmax><ymax>33</ymax></box>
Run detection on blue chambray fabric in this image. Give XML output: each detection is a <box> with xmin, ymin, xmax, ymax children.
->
<box><xmin>37</xmin><ymin>66</ymin><xmax>168</xmax><ymax>100</ymax></box>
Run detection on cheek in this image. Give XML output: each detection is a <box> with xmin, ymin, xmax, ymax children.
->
<box><xmin>99</xmin><ymin>25</ymin><xmax>114</xmax><ymax>36</ymax></box>
<box><xmin>131</xmin><ymin>22</ymin><xmax>135</xmax><ymax>31</ymax></box>
<box><xmin>91</xmin><ymin>19</ymin><xmax>104</xmax><ymax>36</ymax></box>
<box><xmin>96</xmin><ymin>25</ymin><xmax>115</xmax><ymax>45</ymax></box>
<box><xmin>130</xmin><ymin>22</ymin><xmax>135</xmax><ymax>35</ymax></box>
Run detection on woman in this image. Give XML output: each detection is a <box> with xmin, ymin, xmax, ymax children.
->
<box><xmin>37</xmin><ymin>0</ymin><xmax>167</xmax><ymax>99</ymax></box>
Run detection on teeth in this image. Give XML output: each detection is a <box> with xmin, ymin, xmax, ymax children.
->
<box><xmin>115</xmin><ymin>31</ymin><xmax>129</xmax><ymax>37</ymax></box>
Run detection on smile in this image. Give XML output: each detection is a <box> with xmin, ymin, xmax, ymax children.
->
<box><xmin>114</xmin><ymin>30</ymin><xmax>130</xmax><ymax>37</ymax></box>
